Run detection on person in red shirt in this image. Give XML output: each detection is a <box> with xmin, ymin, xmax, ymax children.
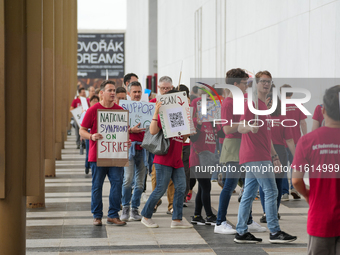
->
<box><xmin>292</xmin><ymin>85</ymin><xmax>340</xmax><ymax>255</ymax></box>
<box><xmin>280</xmin><ymin>84</ymin><xmax>307</xmax><ymax>200</ymax></box>
<box><xmin>311</xmin><ymin>104</ymin><xmax>324</xmax><ymax>131</ymax></box>
<box><xmin>235</xmin><ymin>71</ymin><xmax>297</xmax><ymax>244</ymax></box>
<box><xmin>149</xmin><ymin>76</ymin><xmax>175</xmax><ymax>214</ymax></box>
<box><xmin>258</xmin><ymin>93</ymin><xmax>295</xmax><ymax>223</ymax></box>
<box><xmin>141</xmin><ymin>89</ymin><xmax>192</xmax><ymax>229</ymax></box>
<box><xmin>80</xmin><ymin>80</ymin><xmax>131</xmax><ymax>227</ymax></box>
<box><xmin>115</xmin><ymin>86</ymin><xmax>127</xmax><ymax>106</ymax></box>
<box><xmin>120</xmin><ymin>81</ymin><xmax>147</xmax><ymax>222</ymax></box>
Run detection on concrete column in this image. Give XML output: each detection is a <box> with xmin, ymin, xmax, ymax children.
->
<box><xmin>43</xmin><ymin>0</ymin><xmax>56</xmax><ymax>177</ymax></box>
<box><xmin>0</xmin><ymin>0</ymin><xmax>5</xmax><ymax>200</ymax></box>
<box><xmin>54</xmin><ymin>0</ymin><xmax>63</xmax><ymax>160</ymax></box>
<box><xmin>62</xmin><ymin>0</ymin><xmax>70</xmax><ymax>146</ymax></box>
<box><xmin>26</xmin><ymin>0</ymin><xmax>45</xmax><ymax>208</ymax></box>
<box><xmin>0</xmin><ymin>0</ymin><xmax>27</xmax><ymax>253</ymax></box>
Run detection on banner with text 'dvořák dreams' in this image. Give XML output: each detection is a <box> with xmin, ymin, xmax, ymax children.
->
<box><xmin>97</xmin><ymin>109</ymin><xmax>129</xmax><ymax>167</ymax></box>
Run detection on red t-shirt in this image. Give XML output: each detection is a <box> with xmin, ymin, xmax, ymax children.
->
<box><xmin>312</xmin><ymin>104</ymin><xmax>324</xmax><ymax>126</ymax></box>
<box><xmin>291</xmin><ymin>127</ymin><xmax>340</xmax><ymax>237</ymax></box>
<box><xmin>153</xmin><ymin>115</ymin><xmax>184</xmax><ymax>168</ymax></box>
<box><xmin>271</xmin><ymin>115</ymin><xmax>293</xmax><ymax>145</ymax></box>
<box><xmin>130</xmin><ymin>132</ymin><xmax>144</xmax><ymax>150</ymax></box>
<box><xmin>221</xmin><ymin>97</ymin><xmax>242</xmax><ymax>139</ymax></box>
<box><xmin>81</xmin><ymin>102</ymin><xmax>124</xmax><ymax>162</ymax></box>
<box><xmin>284</xmin><ymin>103</ymin><xmax>307</xmax><ymax>144</ymax></box>
<box><xmin>239</xmin><ymin>99</ymin><xmax>272</xmax><ymax>165</ymax></box>
<box><xmin>189</xmin><ymin>119</ymin><xmax>217</xmax><ymax>167</ymax></box>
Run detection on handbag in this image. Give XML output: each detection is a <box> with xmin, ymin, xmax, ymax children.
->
<box><xmin>141</xmin><ymin>126</ymin><xmax>170</xmax><ymax>155</ymax></box>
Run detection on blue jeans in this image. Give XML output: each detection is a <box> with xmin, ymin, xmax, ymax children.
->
<box><xmin>259</xmin><ymin>177</ymin><xmax>283</xmax><ymax>214</ymax></box>
<box><xmin>216</xmin><ymin>162</ymin><xmax>252</xmax><ymax>225</ymax></box>
<box><xmin>122</xmin><ymin>150</ymin><xmax>146</xmax><ymax>209</ymax></box>
<box><xmin>141</xmin><ymin>164</ymin><xmax>186</xmax><ymax>220</ymax></box>
<box><xmin>85</xmin><ymin>139</ymin><xmax>89</xmax><ymax>168</ymax></box>
<box><xmin>236</xmin><ymin>161</ymin><xmax>280</xmax><ymax>234</ymax></box>
<box><xmin>90</xmin><ymin>162</ymin><xmax>124</xmax><ymax>219</ymax></box>
<box><xmin>282</xmin><ymin>147</ymin><xmax>294</xmax><ymax>194</ymax></box>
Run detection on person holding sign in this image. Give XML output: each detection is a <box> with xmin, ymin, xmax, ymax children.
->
<box><xmin>80</xmin><ymin>80</ymin><xmax>131</xmax><ymax>227</ymax></box>
<box><xmin>120</xmin><ymin>81</ymin><xmax>147</xmax><ymax>222</ymax></box>
<box><xmin>141</xmin><ymin>89</ymin><xmax>193</xmax><ymax>229</ymax></box>
<box><xmin>70</xmin><ymin>87</ymin><xmax>90</xmax><ymax>149</ymax></box>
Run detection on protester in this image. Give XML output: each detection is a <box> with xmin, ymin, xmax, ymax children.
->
<box><xmin>141</xmin><ymin>89</ymin><xmax>192</xmax><ymax>229</ymax></box>
<box><xmin>214</xmin><ymin>68</ymin><xmax>265</xmax><ymax>234</ymax></box>
<box><xmin>190</xmin><ymin>112</ymin><xmax>224</xmax><ymax>226</ymax></box>
<box><xmin>149</xmin><ymin>76</ymin><xmax>175</xmax><ymax>214</ymax></box>
<box><xmin>70</xmin><ymin>87</ymin><xmax>89</xmax><ymax>149</ymax></box>
<box><xmin>115</xmin><ymin>86</ymin><xmax>127</xmax><ymax>105</ymax></box>
<box><xmin>121</xmin><ymin>81</ymin><xmax>147</xmax><ymax>222</ymax></box>
<box><xmin>80</xmin><ymin>80</ymin><xmax>131</xmax><ymax>227</ymax></box>
<box><xmin>280</xmin><ymin>84</ymin><xmax>307</xmax><ymax>201</ymax></box>
<box><xmin>177</xmin><ymin>84</ymin><xmax>191</xmax><ymax>206</ymax></box>
<box><xmin>259</xmin><ymin>93</ymin><xmax>295</xmax><ymax>223</ymax></box>
<box><xmin>123</xmin><ymin>73</ymin><xmax>138</xmax><ymax>88</ymax></box>
<box><xmin>292</xmin><ymin>85</ymin><xmax>340</xmax><ymax>255</ymax></box>
<box><xmin>311</xmin><ymin>104</ymin><xmax>324</xmax><ymax>131</ymax></box>
<box><xmin>88</xmin><ymin>86</ymin><xmax>95</xmax><ymax>99</ymax></box>
<box><xmin>234</xmin><ymin>71</ymin><xmax>297</xmax><ymax>244</ymax></box>
<box><xmin>83</xmin><ymin>95</ymin><xmax>99</xmax><ymax>174</ymax></box>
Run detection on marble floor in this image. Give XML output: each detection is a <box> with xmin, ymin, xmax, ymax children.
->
<box><xmin>26</xmin><ymin>132</ymin><xmax>309</xmax><ymax>255</ymax></box>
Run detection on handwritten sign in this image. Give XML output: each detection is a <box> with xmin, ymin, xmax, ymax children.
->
<box><xmin>97</xmin><ymin>109</ymin><xmax>129</xmax><ymax>167</ymax></box>
<box><xmin>156</xmin><ymin>92</ymin><xmax>191</xmax><ymax>138</ymax></box>
<box><xmin>80</xmin><ymin>96</ymin><xmax>89</xmax><ymax>111</ymax></box>
<box><xmin>70</xmin><ymin>106</ymin><xmax>83</xmax><ymax>128</ymax></box>
<box><xmin>119</xmin><ymin>100</ymin><xmax>155</xmax><ymax>128</ymax></box>
<box><xmin>197</xmin><ymin>100</ymin><xmax>221</xmax><ymax>122</ymax></box>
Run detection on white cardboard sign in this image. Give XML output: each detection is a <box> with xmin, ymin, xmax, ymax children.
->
<box><xmin>119</xmin><ymin>100</ymin><xmax>155</xmax><ymax>128</ymax></box>
<box><xmin>156</xmin><ymin>91</ymin><xmax>191</xmax><ymax>139</ymax></box>
<box><xmin>96</xmin><ymin>109</ymin><xmax>129</xmax><ymax>167</ymax></box>
<box><xmin>80</xmin><ymin>96</ymin><xmax>89</xmax><ymax>111</ymax></box>
<box><xmin>70</xmin><ymin>106</ymin><xmax>83</xmax><ymax>128</ymax></box>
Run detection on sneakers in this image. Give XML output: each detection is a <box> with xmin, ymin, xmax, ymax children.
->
<box><xmin>247</xmin><ymin>221</ymin><xmax>266</xmax><ymax>233</ymax></box>
<box><xmin>214</xmin><ymin>221</ymin><xmax>237</xmax><ymax>235</ymax></box>
<box><xmin>260</xmin><ymin>214</ymin><xmax>267</xmax><ymax>223</ymax></box>
<box><xmin>93</xmin><ymin>218</ymin><xmax>102</xmax><ymax>226</ymax></box>
<box><xmin>269</xmin><ymin>231</ymin><xmax>297</xmax><ymax>243</ymax></box>
<box><xmin>141</xmin><ymin>217</ymin><xmax>158</xmax><ymax>228</ymax></box>
<box><xmin>166</xmin><ymin>208</ymin><xmax>173</xmax><ymax>215</ymax></box>
<box><xmin>290</xmin><ymin>188</ymin><xmax>301</xmax><ymax>199</ymax></box>
<box><xmin>281</xmin><ymin>193</ymin><xmax>289</xmax><ymax>201</ymax></box>
<box><xmin>191</xmin><ymin>215</ymin><xmax>206</xmax><ymax>225</ymax></box>
<box><xmin>234</xmin><ymin>232</ymin><xmax>262</xmax><ymax>244</ymax></box>
<box><xmin>205</xmin><ymin>214</ymin><xmax>217</xmax><ymax>226</ymax></box>
<box><xmin>171</xmin><ymin>220</ymin><xmax>193</xmax><ymax>229</ymax></box>
<box><xmin>129</xmin><ymin>208</ymin><xmax>142</xmax><ymax>221</ymax></box>
<box><xmin>140</xmin><ymin>193</ymin><xmax>148</xmax><ymax>204</ymax></box>
<box><xmin>217</xmin><ymin>173</ymin><xmax>224</xmax><ymax>188</ymax></box>
<box><xmin>183</xmin><ymin>202</ymin><xmax>188</xmax><ymax>207</ymax></box>
<box><xmin>107</xmin><ymin>217</ymin><xmax>126</xmax><ymax>226</ymax></box>
<box><xmin>120</xmin><ymin>206</ymin><xmax>130</xmax><ymax>221</ymax></box>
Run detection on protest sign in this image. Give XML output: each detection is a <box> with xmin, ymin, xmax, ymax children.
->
<box><xmin>70</xmin><ymin>106</ymin><xmax>83</xmax><ymax>128</ymax></box>
<box><xmin>96</xmin><ymin>109</ymin><xmax>129</xmax><ymax>167</ymax></box>
<box><xmin>189</xmin><ymin>107</ymin><xmax>196</xmax><ymax>134</ymax></box>
<box><xmin>119</xmin><ymin>100</ymin><xmax>155</xmax><ymax>128</ymax></box>
<box><xmin>197</xmin><ymin>100</ymin><xmax>221</xmax><ymax>122</ymax></box>
<box><xmin>156</xmin><ymin>91</ymin><xmax>191</xmax><ymax>138</ymax></box>
<box><xmin>80</xmin><ymin>96</ymin><xmax>89</xmax><ymax>111</ymax></box>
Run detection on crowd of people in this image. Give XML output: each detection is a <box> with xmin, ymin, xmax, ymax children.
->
<box><xmin>70</xmin><ymin>69</ymin><xmax>340</xmax><ymax>254</ymax></box>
